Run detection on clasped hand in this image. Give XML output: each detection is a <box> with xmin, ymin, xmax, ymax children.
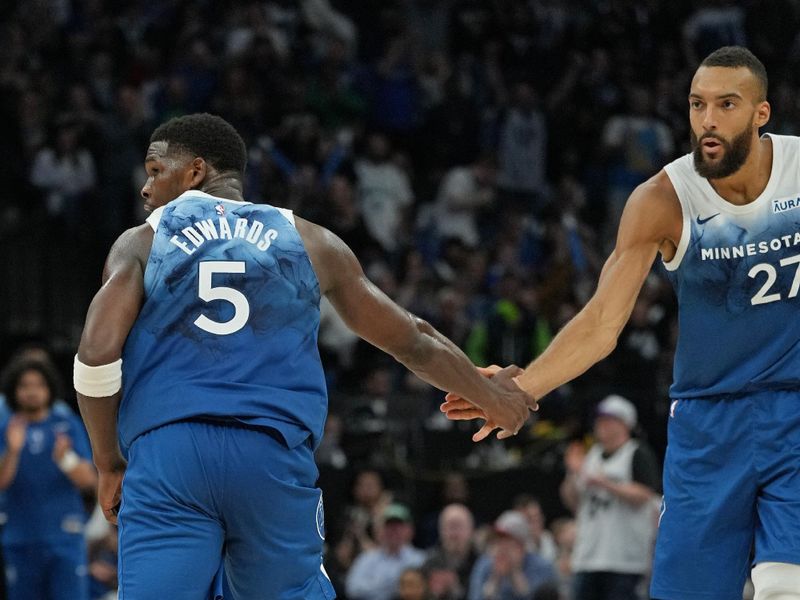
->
<box><xmin>440</xmin><ymin>364</ymin><xmax>537</xmax><ymax>441</ymax></box>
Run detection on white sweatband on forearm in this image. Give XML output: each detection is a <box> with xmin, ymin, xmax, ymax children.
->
<box><xmin>58</xmin><ymin>449</ymin><xmax>81</xmax><ymax>473</ymax></box>
<box><xmin>73</xmin><ymin>355</ymin><xmax>123</xmax><ymax>398</ymax></box>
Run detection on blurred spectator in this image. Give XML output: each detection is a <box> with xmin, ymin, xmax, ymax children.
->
<box><xmin>355</xmin><ymin>132</ymin><xmax>414</xmax><ymax>253</ymax></box>
<box><xmin>495</xmin><ymin>82</ymin><xmax>548</xmax><ymax>213</ymax></box>
<box><xmin>87</xmin><ymin>526</ymin><xmax>118</xmax><ymax>600</ymax></box>
<box><xmin>97</xmin><ymin>85</ymin><xmax>154</xmax><ymax>238</ymax></box>
<box><xmin>320</xmin><ymin>170</ymin><xmax>382</xmax><ymax>261</ymax></box>
<box><xmin>0</xmin><ymin>358</ymin><xmax>97</xmax><ymax>600</ymax></box>
<box><xmin>467</xmin><ymin>510</ymin><xmax>557</xmax><ymax>600</ymax></box>
<box><xmin>0</xmin><ymin>343</ymin><xmax>74</xmax><ymax>421</ymax></box>
<box><xmin>682</xmin><ymin>0</ymin><xmax>747</xmax><ymax>66</ymax></box>
<box><xmin>424</xmin><ymin>503</ymin><xmax>479</xmax><ymax>600</ymax></box>
<box><xmin>30</xmin><ymin>122</ymin><xmax>97</xmax><ymax>232</ymax></box>
<box><xmin>426</xmin><ymin>556</ymin><xmax>467</xmax><ymax>600</ymax></box>
<box><xmin>316</xmin><ymin>414</ymin><xmax>348</xmax><ymax>470</ymax></box>
<box><xmin>305</xmin><ymin>35</ymin><xmax>366</xmax><ymax>131</ymax></box>
<box><xmin>362</xmin><ymin>22</ymin><xmax>421</xmax><ymax>136</ymax></box>
<box><xmin>318</xmin><ymin>295</ymin><xmax>361</xmax><ymax>378</ymax></box>
<box><xmin>466</xmin><ymin>276</ymin><xmax>550</xmax><ymax>369</ymax></box>
<box><xmin>301</xmin><ymin>0</ymin><xmax>357</xmax><ymax>59</ymax></box>
<box><xmin>429</xmin><ymin>154</ymin><xmax>496</xmax><ymax>249</ymax></box>
<box><xmin>549</xmin><ymin>517</ymin><xmax>577</xmax><ymax>597</ymax></box>
<box><xmin>394</xmin><ymin>567</ymin><xmax>434</xmax><ymax>600</ymax></box>
<box><xmin>560</xmin><ymin>395</ymin><xmax>660</xmax><ymax>600</ymax></box>
<box><xmin>326</xmin><ymin>527</ymin><xmax>362</xmax><ymax>599</ymax></box>
<box><xmin>601</xmin><ymin>86</ymin><xmax>673</xmax><ymax>237</ymax></box>
<box><xmin>340</xmin><ymin>468</ymin><xmax>394</xmax><ymax>549</ymax></box>
<box><xmin>346</xmin><ymin>503</ymin><xmax>427</xmax><ymax>600</ymax></box>
<box><xmin>512</xmin><ymin>495</ymin><xmax>557</xmax><ymax>564</ymax></box>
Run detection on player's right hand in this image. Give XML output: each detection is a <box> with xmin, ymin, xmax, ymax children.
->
<box><xmin>441</xmin><ymin>364</ymin><xmax>535</xmax><ymax>441</ymax></box>
<box><xmin>98</xmin><ymin>459</ymin><xmax>126</xmax><ymax>525</ymax></box>
<box><xmin>482</xmin><ymin>365</ymin><xmax>532</xmax><ymax>435</ymax></box>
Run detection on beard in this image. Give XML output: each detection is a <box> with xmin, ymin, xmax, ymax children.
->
<box><xmin>691</xmin><ymin>124</ymin><xmax>754</xmax><ymax>179</ymax></box>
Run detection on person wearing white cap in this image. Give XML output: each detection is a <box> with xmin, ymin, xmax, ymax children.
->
<box><xmin>467</xmin><ymin>510</ymin><xmax>557</xmax><ymax>600</ymax></box>
<box><xmin>559</xmin><ymin>394</ymin><xmax>660</xmax><ymax>600</ymax></box>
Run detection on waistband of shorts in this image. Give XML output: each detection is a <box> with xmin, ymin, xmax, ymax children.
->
<box><xmin>179</xmin><ymin>416</ymin><xmax>286</xmax><ymax>444</ymax></box>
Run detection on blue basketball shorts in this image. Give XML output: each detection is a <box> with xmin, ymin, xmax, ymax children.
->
<box><xmin>117</xmin><ymin>420</ymin><xmax>335</xmax><ymax>600</ymax></box>
<box><xmin>651</xmin><ymin>389</ymin><xmax>800</xmax><ymax>600</ymax></box>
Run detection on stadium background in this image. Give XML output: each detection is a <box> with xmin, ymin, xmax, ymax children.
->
<box><xmin>0</xmin><ymin>0</ymin><xmax>794</xmax><ymax>598</ymax></box>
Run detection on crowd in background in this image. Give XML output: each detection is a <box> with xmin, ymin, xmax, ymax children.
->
<box><xmin>2</xmin><ymin>0</ymin><xmax>799</xmax><ymax>598</ymax></box>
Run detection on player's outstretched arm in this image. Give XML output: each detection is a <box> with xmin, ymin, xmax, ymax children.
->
<box><xmin>444</xmin><ymin>173</ymin><xmax>681</xmax><ymax>420</ymax></box>
<box><xmin>75</xmin><ymin>225</ymin><xmax>150</xmax><ymax>521</ymax></box>
<box><xmin>296</xmin><ymin>217</ymin><xmax>534</xmax><ymax>436</ymax></box>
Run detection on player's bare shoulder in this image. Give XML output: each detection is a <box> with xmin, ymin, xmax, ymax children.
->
<box><xmin>103</xmin><ymin>223</ymin><xmax>154</xmax><ymax>282</ymax></box>
<box><xmin>293</xmin><ymin>217</ymin><xmax>358</xmax><ymax>295</ymax></box>
<box><xmin>620</xmin><ymin>170</ymin><xmax>683</xmax><ymax>258</ymax></box>
<box><xmin>629</xmin><ymin>170</ymin><xmax>681</xmax><ymax>219</ymax></box>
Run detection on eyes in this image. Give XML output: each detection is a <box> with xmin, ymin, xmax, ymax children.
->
<box><xmin>689</xmin><ymin>99</ymin><xmax>736</xmax><ymax>110</ymax></box>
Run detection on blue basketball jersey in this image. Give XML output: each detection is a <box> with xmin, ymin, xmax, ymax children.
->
<box><xmin>663</xmin><ymin>133</ymin><xmax>800</xmax><ymax>397</ymax></box>
<box><xmin>0</xmin><ymin>412</ymin><xmax>92</xmax><ymax>545</ymax></box>
<box><xmin>120</xmin><ymin>191</ymin><xmax>327</xmax><ymax>451</ymax></box>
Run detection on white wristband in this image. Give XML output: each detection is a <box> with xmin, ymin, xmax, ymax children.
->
<box><xmin>73</xmin><ymin>355</ymin><xmax>122</xmax><ymax>397</ymax></box>
<box><xmin>58</xmin><ymin>449</ymin><xmax>81</xmax><ymax>473</ymax></box>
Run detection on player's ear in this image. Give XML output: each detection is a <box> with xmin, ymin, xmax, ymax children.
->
<box><xmin>188</xmin><ymin>157</ymin><xmax>208</xmax><ymax>188</ymax></box>
<box><xmin>755</xmin><ymin>100</ymin><xmax>770</xmax><ymax>128</ymax></box>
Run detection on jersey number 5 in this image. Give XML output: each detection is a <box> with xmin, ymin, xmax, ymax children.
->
<box><xmin>194</xmin><ymin>261</ymin><xmax>250</xmax><ymax>335</ymax></box>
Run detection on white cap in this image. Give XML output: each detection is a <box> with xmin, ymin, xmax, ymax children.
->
<box><xmin>596</xmin><ymin>394</ymin><xmax>637</xmax><ymax>429</ymax></box>
<box><xmin>493</xmin><ymin>510</ymin><xmax>530</xmax><ymax>545</ymax></box>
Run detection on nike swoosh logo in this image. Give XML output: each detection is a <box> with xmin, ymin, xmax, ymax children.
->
<box><xmin>696</xmin><ymin>213</ymin><xmax>720</xmax><ymax>225</ymax></box>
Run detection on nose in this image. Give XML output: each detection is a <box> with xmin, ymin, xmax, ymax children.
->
<box><xmin>702</xmin><ymin>106</ymin><xmax>717</xmax><ymax>132</ymax></box>
<box><xmin>141</xmin><ymin>181</ymin><xmax>151</xmax><ymax>200</ymax></box>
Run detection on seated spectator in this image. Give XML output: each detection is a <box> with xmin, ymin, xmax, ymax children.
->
<box><xmin>512</xmin><ymin>495</ymin><xmax>557</xmax><ymax>563</ymax></box>
<box><xmin>346</xmin><ymin>503</ymin><xmax>427</xmax><ymax>600</ymax></box>
<box><xmin>339</xmin><ymin>468</ymin><xmax>393</xmax><ymax>549</ymax></box>
<box><xmin>549</xmin><ymin>517</ymin><xmax>577</xmax><ymax>599</ymax></box>
<box><xmin>468</xmin><ymin>510</ymin><xmax>557</xmax><ymax>600</ymax></box>
<box><xmin>393</xmin><ymin>567</ymin><xmax>434</xmax><ymax>600</ymax></box>
<box><xmin>426</xmin><ymin>556</ymin><xmax>468</xmax><ymax>600</ymax></box>
<box><xmin>424</xmin><ymin>503</ymin><xmax>479</xmax><ymax>599</ymax></box>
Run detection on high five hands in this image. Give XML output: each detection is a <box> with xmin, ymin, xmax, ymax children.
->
<box><xmin>440</xmin><ymin>365</ymin><xmax>538</xmax><ymax>442</ymax></box>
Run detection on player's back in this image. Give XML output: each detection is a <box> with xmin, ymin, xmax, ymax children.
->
<box><xmin>120</xmin><ymin>191</ymin><xmax>327</xmax><ymax>451</ymax></box>
<box><xmin>663</xmin><ymin>133</ymin><xmax>800</xmax><ymax>397</ymax></box>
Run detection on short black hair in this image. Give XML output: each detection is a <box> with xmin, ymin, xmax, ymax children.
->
<box><xmin>1</xmin><ymin>358</ymin><xmax>63</xmax><ymax>412</ymax></box>
<box><xmin>700</xmin><ymin>46</ymin><xmax>768</xmax><ymax>101</ymax></box>
<box><xmin>150</xmin><ymin>113</ymin><xmax>247</xmax><ymax>175</ymax></box>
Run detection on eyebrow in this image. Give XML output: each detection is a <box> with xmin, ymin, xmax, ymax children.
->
<box><xmin>688</xmin><ymin>92</ymin><xmax>743</xmax><ymax>100</ymax></box>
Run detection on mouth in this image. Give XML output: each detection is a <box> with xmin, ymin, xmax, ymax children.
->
<box><xmin>701</xmin><ymin>138</ymin><xmax>722</xmax><ymax>153</ymax></box>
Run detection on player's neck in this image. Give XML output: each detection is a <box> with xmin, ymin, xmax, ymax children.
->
<box><xmin>707</xmin><ymin>135</ymin><xmax>773</xmax><ymax>206</ymax></box>
<box><xmin>199</xmin><ymin>173</ymin><xmax>245</xmax><ymax>203</ymax></box>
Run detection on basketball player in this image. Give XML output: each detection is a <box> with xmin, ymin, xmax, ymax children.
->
<box><xmin>442</xmin><ymin>46</ymin><xmax>800</xmax><ymax>600</ymax></box>
<box><xmin>73</xmin><ymin>113</ymin><xmax>532</xmax><ymax>599</ymax></box>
